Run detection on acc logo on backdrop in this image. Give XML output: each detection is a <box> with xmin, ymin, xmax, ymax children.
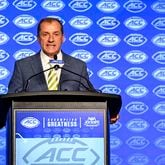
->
<box><xmin>21</xmin><ymin>117</ymin><xmax>40</xmax><ymax>128</ymax></box>
<box><xmin>155</xmin><ymin>136</ymin><xmax>165</xmax><ymax>149</ymax></box>
<box><xmin>41</xmin><ymin>0</ymin><xmax>65</xmax><ymax>12</ymax></box>
<box><xmin>155</xmin><ymin>154</ymin><xmax>165</xmax><ymax>165</ymax></box>
<box><xmin>123</xmin><ymin>0</ymin><xmax>146</xmax><ymax>13</ymax></box>
<box><xmin>68</xmin><ymin>0</ymin><xmax>92</xmax><ymax>12</ymax></box>
<box><xmin>125</xmin><ymin>101</ymin><xmax>148</xmax><ymax>115</ymax></box>
<box><xmin>0</xmin><ymin>0</ymin><xmax>9</xmax><ymax>10</ymax></box>
<box><xmin>125</xmin><ymin>67</ymin><xmax>148</xmax><ymax>80</ymax></box>
<box><xmin>110</xmin><ymin>122</ymin><xmax>122</xmax><ymax>132</ymax></box>
<box><xmin>152</xmin><ymin>34</ymin><xmax>165</xmax><ymax>47</ymax></box>
<box><xmin>125</xmin><ymin>84</ymin><xmax>148</xmax><ymax>98</ymax></box>
<box><xmin>97</xmin><ymin>50</ymin><xmax>120</xmax><ymax>64</ymax></box>
<box><xmin>97</xmin><ymin>33</ymin><xmax>120</xmax><ymax>47</ymax></box>
<box><xmin>111</xmin><ymin>154</ymin><xmax>123</xmax><ymax>165</ymax></box>
<box><xmin>0</xmin><ymin>32</ymin><xmax>9</xmax><ymax>45</ymax></box>
<box><xmin>13</xmin><ymin>49</ymin><xmax>35</xmax><ymax>60</ymax></box>
<box><xmin>13</xmin><ymin>14</ymin><xmax>37</xmax><ymax>29</ymax></box>
<box><xmin>154</xmin><ymin>119</ymin><xmax>165</xmax><ymax>132</ymax></box>
<box><xmin>13</xmin><ymin>32</ymin><xmax>37</xmax><ymax>45</ymax></box>
<box><xmin>152</xmin><ymin>67</ymin><xmax>165</xmax><ymax>81</ymax></box>
<box><xmin>97</xmin><ymin>67</ymin><xmax>121</xmax><ymax>81</ymax></box>
<box><xmin>153</xmin><ymin>85</ymin><xmax>165</xmax><ymax>98</ymax></box>
<box><xmin>126</xmin><ymin>136</ymin><xmax>149</xmax><ymax>149</ymax></box>
<box><xmin>97</xmin><ymin>16</ymin><xmax>120</xmax><ymax>30</ymax></box>
<box><xmin>96</xmin><ymin>0</ymin><xmax>120</xmax><ymax>13</ymax></box>
<box><xmin>0</xmin><ymin>15</ymin><xmax>9</xmax><ymax>27</ymax></box>
<box><xmin>0</xmin><ymin>84</ymin><xmax>8</xmax><ymax>94</ymax></box>
<box><xmin>128</xmin><ymin>153</ymin><xmax>149</xmax><ymax>165</ymax></box>
<box><xmin>110</xmin><ymin>135</ymin><xmax>122</xmax><ymax>149</ymax></box>
<box><xmin>125</xmin><ymin>50</ymin><xmax>148</xmax><ymax>64</ymax></box>
<box><xmin>126</xmin><ymin>118</ymin><xmax>149</xmax><ymax>132</ymax></box>
<box><xmin>124</xmin><ymin>16</ymin><xmax>147</xmax><ymax>30</ymax></box>
<box><xmin>152</xmin><ymin>51</ymin><xmax>165</xmax><ymax>64</ymax></box>
<box><xmin>152</xmin><ymin>17</ymin><xmax>165</xmax><ymax>30</ymax></box>
<box><xmin>13</xmin><ymin>0</ymin><xmax>37</xmax><ymax>11</ymax></box>
<box><xmin>151</xmin><ymin>1</ymin><xmax>165</xmax><ymax>13</ymax></box>
<box><xmin>0</xmin><ymin>49</ymin><xmax>9</xmax><ymax>62</ymax></box>
<box><xmin>153</xmin><ymin>101</ymin><xmax>165</xmax><ymax>115</ymax></box>
<box><xmin>69</xmin><ymin>33</ymin><xmax>92</xmax><ymax>46</ymax></box>
<box><xmin>69</xmin><ymin>16</ymin><xmax>93</xmax><ymax>30</ymax></box>
<box><xmin>124</xmin><ymin>33</ymin><xmax>147</xmax><ymax>46</ymax></box>
<box><xmin>99</xmin><ymin>84</ymin><xmax>121</xmax><ymax>94</ymax></box>
<box><xmin>70</xmin><ymin>49</ymin><xmax>93</xmax><ymax>63</ymax></box>
<box><xmin>0</xmin><ymin>66</ymin><xmax>10</xmax><ymax>80</ymax></box>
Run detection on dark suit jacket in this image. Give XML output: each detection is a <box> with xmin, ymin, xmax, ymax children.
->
<box><xmin>8</xmin><ymin>51</ymin><xmax>94</xmax><ymax>93</ymax></box>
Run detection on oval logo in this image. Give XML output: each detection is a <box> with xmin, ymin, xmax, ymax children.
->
<box><xmin>97</xmin><ymin>50</ymin><xmax>121</xmax><ymax>64</ymax></box>
<box><xmin>99</xmin><ymin>84</ymin><xmax>121</xmax><ymax>94</ymax></box>
<box><xmin>125</xmin><ymin>50</ymin><xmax>148</xmax><ymax>64</ymax></box>
<box><xmin>13</xmin><ymin>49</ymin><xmax>35</xmax><ymax>60</ymax></box>
<box><xmin>151</xmin><ymin>1</ymin><xmax>165</xmax><ymax>13</ymax></box>
<box><xmin>0</xmin><ymin>0</ymin><xmax>9</xmax><ymax>10</ymax></box>
<box><xmin>152</xmin><ymin>34</ymin><xmax>165</xmax><ymax>47</ymax></box>
<box><xmin>155</xmin><ymin>154</ymin><xmax>165</xmax><ymax>165</ymax></box>
<box><xmin>153</xmin><ymin>85</ymin><xmax>165</xmax><ymax>98</ymax></box>
<box><xmin>110</xmin><ymin>122</ymin><xmax>122</xmax><ymax>132</ymax></box>
<box><xmin>153</xmin><ymin>101</ymin><xmax>165</xmax><ymax>115</ymax></box>
<box><xmin>97</xmin><ymin>67</ymin><xmax>121</xmax><ymax>81</ymax></box>
<box><xmin>152</xmin><ymin>67</ymin><xmax>165</xmax><ymax>81</ymax></box>
<box><xmin>0</xmin><ymin>31</ymin><xmax>9</xmax><ymax>45</ymax></box>
<box><xmin>155</xmin><ymin>136</ymin><xmax>165</xmax><ymax>149</ymax></box>
<box><xmin>0</xmin><ymin>66</ymin><xmax>10</xmax><ymax>80</ymax></box>
<box><xmin>152</xmin><ymin>17</ymin><xmax>165</xmax><ymax>30</ymax></box>
<box><xmin>0</xmin><ymin>84</ymin><xmax>8</xmax><ymax>94</ymax></box>
<box><xmin>97</xmin><ymin>33</ymin><xmax>120</xmax><ymax>47</ymax></box>
<box><xmin>152</xmin><ymin>51</ymin><xmax>165</xmax><ymax>64</ymax></box>
<box><xmin>0</xmin><ymin>15</ymin><xmax>9</xmax><ymax>27</ymax></box>
<box><xmin>110</xmin><ymin>135</ymin><xmax>122</xmax><ymax>149</ymax></box>
<box><xmin>154</xmin><ymin>119</ymin><xmax>165</xmax><ymax>132</ymax></box>
<box><xmin>21</xmin><ymin>117</ymin><xmax>40</xmax><ymax>128</ymax></box>
<box><xmin>0</xmin><ymin>49</ymin><xmax>9</xmax><ymax>62</ymax></box>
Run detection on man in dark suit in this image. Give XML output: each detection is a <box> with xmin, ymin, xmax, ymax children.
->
<box><xmin>8</xmin><ymin>17</ymin><xmax>94</xmax><ymax>93</ymax></box>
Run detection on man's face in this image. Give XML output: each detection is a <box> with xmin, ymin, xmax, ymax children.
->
<box><xmin>38</xmin><ymin>21</ymin><xmax>64</xmax><ymax>58</ymax></box>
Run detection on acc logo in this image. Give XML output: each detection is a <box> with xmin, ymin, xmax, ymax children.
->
<box><xmin>111</xmin><ymin>154</ymin><xmax>123</xmax><ymax>165</ymax></box>
<box><xmin>97</xmin><ymin>67</ymin><xmax>121</xmax><ymax>81</ymax></box>
<box><xmin>125</xmin><ymin>84</ymin><xmax>148</xmax><ymax>98</ymax></box>
<box><xmin>0</xmin><ymin>0</ymin><xmax>9</xmax><ymax>10</ymax></box>
<box><xmin>97</xmin><ymin>33</ymin><xmax>120</xmax><ymax>47</ymax></box>
<box><xmin>71</xmin><ymin>49</ymin><xmax>93</xmax><ymax>62</ymax></box>
<box><xmin>0</xmin><ymin>49</ymin><xmax>9</xmax><ymax>62</ymax></box>
<box><xmin>41</xmin><ymin>0</ymin><xmax>65</xmax><ymax>12</ymax></box>
<box><xmin>21</xmin><ymin>117</ymin><xmax>40</xmax><ymax>128</ymax></box>
<box><xmin>69</xmin><ymin>15</ymin><xmax>93</xmax><ymax>30</ymax></box>
<box><xmin>125</xmin><ymin>50</ymin><xmax>148</xmax><ymax>64</ymax></box>
<box><xmin>97</xmin><ymin>50</ymin><xmax>120</xmax><ymax>64</ymax></box>
<box><xmin>0</xmin><ymin>84</ymin><xmax>8</xmax><ymax>94</ymax></box>
<box><xmin>153</xmin><ymin>85</ymin><xmax>165</xmax><ymax>98</ymax></box>
<box><xmin>110</xmin><ymin>135</ymin><xmax>122</xmax><ymax>149</ymax></box>
<box><xmin>110</xmin><ymin>122</ymin><xmax>122</xmax><ymax>132</ymax></box>
<box><xmin>152</xmin><ymin>17</ymin><xmax>165</xmax><ymax>30</ymax></box>
<box><xmin>13</xmin><ymin>32</ymin><xmax>37</xmax><ymax>45</ymax></box>
<box><xmin>151</xmin><ymin>1</ymin><xmax>165</xmax><ymax>13</ymax></box>
<box><xmin>0</xmin><ymin>66</ymin><xmax>9</xmax><ymax>80</ymax></box>
<box><xmin>125</xmin><ymin>67</ymin><xmax>148</xmax><ymax>80</ymax></box>
<box><xmin>152</xmin><ymin>34</ymin><xmax>165</xmax><ymax>47</ymax></box>
<box><xmin>69</xmin><ymin>33</ymin><xmax>92</xmax><ymax>46</ymax></box>
<box><xmin>152</xmin><ymin>51</ymin><xmax>165</xmax><ymax>64</ymax></box>
<box><xmin>124</xmin><ymin>16</ymin><xmax>147</xmax><ymax>30</ymax></box>
<box><xmin>68</xmin><ymin>0</ymin><xmax>92</xmax><ymax>12</ymax></box>
<box><xmin>97</xmin><ymin>16</ymin><xmax>120</xmax><ymax>30</ymax></box>
<box><xmin>155</xmin><ymin>154</ymin><xmax>165</xmax><ymax>165</ymax></box>
<box><xmin>124</xmin><ymin>33</ymin><xmax>147</xmax><ymax>47</ymax></box>
<box><xmin>13</xmin><ymin>49</ymin><xmax>35</xmax><ymax>60</ymax></box>
<box><xmin>99</xmin><ymin>84</ymin><xmax>121</xmax><ymax>94</ymax></box>
<box><xmin>126</xmin><ymin>118</ymin><xmax>149</xmax><ymax>132</ymax></box>
<box><xmin>123</xmin><ymin>0</ymin><xmax>146</xmax><ymax>13</ymax></box>
<box><xmin>13</xmin><ymin>14</ymin><xmax>37</xmax><ymax>29</ymax></box>
<box><xmin>22</xmin><ymin>138</ymin><xmax>100</xmax><ymax>164</ymax></box>
<box><xmin>96</xmin><ymin>0</ymin><xmax>120</xmax><ymax>13</ymax></box>
<box><xmin>13</xmin><ymin>0</ymin><xmax>37</xmax><ymax>11</ymax></box>
<box><xmin>126</xmin><ymin>136</ymin><xmax>149</xmax><ymax>149</ymax></box>
<box><xmin>152</xmin><ymin>67</ymin><xmax>165</xmax><ymax>81</ymax></box>
<box><xmin>154</xmin><ymin>120</ymin><xmax>165</xmax><ymax>132</ymax></box>
<box><xmin>0</xmin><ymin>15</ymin><xmax>9</xmax><ymax>27</ymax></box>
<box><xmin>125</xmin><ymin>101</ymin><xmax>148</xmax><ymax>115</ymax></box>
<box><xmin>128</xmin><ymin>153</ymin><xmax>149</xmax><ymax>165</ymax></box>
<box><xmin>153</xmin><ymin>101</ymin><xmax>165</xmax><ymax>115</ymax></box>
<box><xmin>0</xmin><ymin>31</ymin><xmax>9</xmax><ymax>45</ymax></box>
<box><xmin>155</xmin><ymin>136</ymin><xmax>165</xmax><ymax>149</ymax></box>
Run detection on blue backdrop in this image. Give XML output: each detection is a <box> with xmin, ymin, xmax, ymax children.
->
<box><xmin>0</xmin><ymin>0</ymin><xmax>165</xmax><ymax>164</ymax></box>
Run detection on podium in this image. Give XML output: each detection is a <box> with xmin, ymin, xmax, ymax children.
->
<box><xmin>0</xmin><ymin>91</ymin><xmax>122</xmax><ymax>165</ymax></box>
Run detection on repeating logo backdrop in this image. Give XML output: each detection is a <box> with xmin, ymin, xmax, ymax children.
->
<box><xmin>0</xmin><ymin>0</ymin><xmax>165</xmax><ymax>164</ymax></box>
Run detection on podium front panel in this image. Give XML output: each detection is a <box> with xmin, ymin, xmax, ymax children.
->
<box><xmin>9</xmin><ymin>101</ymin><xmax>109</xmax><ymax>165</ymax></box>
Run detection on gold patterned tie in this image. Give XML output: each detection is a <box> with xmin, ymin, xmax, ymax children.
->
<box><xmin>47</xmin><ymin>63</ymin><xmax>58</xmax><ymax>90</ymax></box>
